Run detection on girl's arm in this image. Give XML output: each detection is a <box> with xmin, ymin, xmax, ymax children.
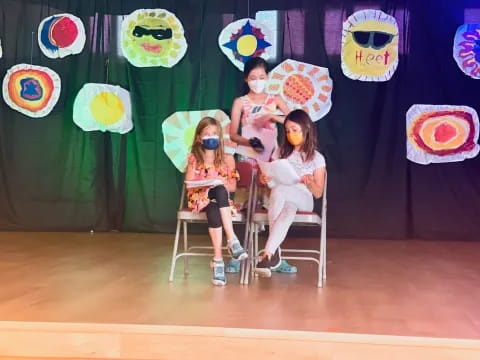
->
<box><xmin>252</xmin><ymin>95</ymin><xmax>289</xmax><ymax>127</ymax></box>
<box><xmin>271</xmin><ymin>95</ymin><xmax>290</xmax><ymax>124</ymax></box>
<box><xmin>301</xmin><ymin>167</ymin><xmax>326</xmax><ymax>199</ymax></box>
<box><xmin>185</xmin><ymin>156</ymin><xmax>196</xmax><ymax>181</ymax></box>
<box><xmin>230</xmin><ymin>98</ymin><xmax>251</xmax><ymax>146</ymax></box>
<box><xmin>185</xmin><ymin>154</ymin><xmax>195</xmax><ymax>181</ymax></box>
<box><xmin>224</xmin><ymin>155</ymin><xmax>237</xmax><ymax>193</ymax></box>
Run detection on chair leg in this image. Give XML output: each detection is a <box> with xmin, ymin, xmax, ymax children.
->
<box><xmin>253</xmin><ymin>223</ymin><xmax>260</xmax><ymax>277</ymax></box>
<box><xmin>318</xmin><ymin>233</ymin><xmax>324</xmax><ymax>288</ymax></box>
<box><xmin>322</xmin><ymin>241</ymin><xmax>327</xmax><ymax>280</ymax></box>
<box><xmin>240</xmin><ymin>223</ymin><xmax>250</xmax><ymax>285</ymax></box>
<box><xmin>321</xmin><ymin>221</ymin><xmax>327</xmax><ymax>281</ymax></box>
<box><xmin>169</xmin><ymin>219</ymin><xmax>182</xmax><ymax>282</ymax></box>
<box><xmin>242</xmin><ymin>221</ymin><xmax>255</xmax><ymax>285</ymax></box>
<box><xmin>183</xmin><ymin>221</ymin><xmax>189</xmax><ymax>275</ymax></box>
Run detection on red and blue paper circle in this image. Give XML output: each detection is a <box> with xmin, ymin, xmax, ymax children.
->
<box><xmin>38</xmin><ymin>13</ymin><xmax>85</xmax><ymax>58</ymax></box>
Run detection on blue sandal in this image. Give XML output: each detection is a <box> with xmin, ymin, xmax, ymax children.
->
<box><xmin>271</xmin><ymin>259</ymin><xmax>297</xmax><ymax>273</ymax></box>
<box><xmin>225</xmin><ymin>259</ymin><xmax>240</xmax><ymax>273</ymax></box>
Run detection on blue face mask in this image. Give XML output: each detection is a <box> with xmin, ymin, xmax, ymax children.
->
<box><xmin>201</xmin><ymin>135</ymin><xmax>220</xmax><ymax>150</ymax></box>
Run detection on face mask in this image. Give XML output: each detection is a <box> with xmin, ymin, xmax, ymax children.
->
<box><xmin>248</xmin><ymin>79</ymin><xmax>266</xmax><ymax>94</ymax></box>
<box><xmin>286</xmin><ymin>132</ymin><xmax>304</xmax><ymax>146</ymax></box>
<box><xmin>201</xmin><ymin>135</ymin><xmax>219</xmax><ymax>150</ymax></box>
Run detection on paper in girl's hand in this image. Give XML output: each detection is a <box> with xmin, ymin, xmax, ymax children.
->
<box><xmin>257</xmin><ymin>159</ymin><xmax>300</xmax><ymax>188</ymax></box>
<box><xmin>236</xmin><ymin>125</ymin><xmax>276</xmax><ymax>162</ymax></box>
<box><xmin>252</xmin><ymin>114</ymin><xmax>272</xmax><ymax>129</ymax></box>
<box><xmin>185</xmin><ymin>179</ymin><xmax>224</xmax><ymax>189</ymax></box>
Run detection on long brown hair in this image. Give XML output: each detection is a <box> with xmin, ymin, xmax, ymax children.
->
<box><xmin>279</xmin><ymin>109</ymin><xmax>317</xmax><ymax>162</ymax></box>
<box><xmin>190</xmin><ymin>117</ymin><xmax>225</xmax><ymax>168</ymax></box>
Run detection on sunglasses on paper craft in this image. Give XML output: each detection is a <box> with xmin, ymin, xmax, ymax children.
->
<box><xmin>350</xmin><ymin>31</ymin><xmax>397</xmax><ymax>50</ymax></box>
<box><xmin>132</xmin><ymin>26</ymin><xmax>173</xmax><ymax>40</ymax></box>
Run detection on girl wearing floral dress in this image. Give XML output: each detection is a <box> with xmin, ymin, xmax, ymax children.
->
<box><xmin>185</xmin><ymin>117</ymin><xmax>247</xmax><ymax>286</ymax></box>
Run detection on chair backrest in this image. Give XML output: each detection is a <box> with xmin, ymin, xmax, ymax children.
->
<box><xmin>236</xmin><ymin>160</ymin><xmax>255</xmax><ymax>189</ymax></box>
<box><xmin>321</xmin><ymin>172</ymin><xmax>327</xmax><ymax>215</ymax></box>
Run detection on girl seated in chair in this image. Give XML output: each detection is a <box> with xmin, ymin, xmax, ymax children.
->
<box><xmin>255</xmin><ymin>109</ymin><xmax>326</xmax><ymax>278</ymax></box>
<box><xmin>185</xmin><ymin>117</ymin><xmax>248</xmax><ymax>286</ymax></box>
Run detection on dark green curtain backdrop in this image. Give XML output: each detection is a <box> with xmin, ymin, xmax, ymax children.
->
<box><xmin>0</xmin><ymin>0</ymin><xmax>479</xmax><ymax>240</ymax></box>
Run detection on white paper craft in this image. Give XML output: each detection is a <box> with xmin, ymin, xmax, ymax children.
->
<box><xmin>406</xmin><ymin>104</ymin><xmax>479</xmax><ymax>164</ymax></box>
<box><xmin>235</xmin><ymin>125</ymin><xmax>277</xmax><ymax>162</ymax></box>
<box><xmin>218</xmin><ymin>18</ymin><xmax>274</xmax><ymax>71</ymax></box>
<box><xmin>73</xmin><ymin>83</ymin><xmax>133</xmax><ymax>134</ymax></box>
<box><xmin>121</xmin><ymin>9</ymin><xmax>187</xmax><ymax>68</ymax></box>
<box><xmin>162</xmin><ymin>109</ymin><xmax>236</xmax><ymax>172</ymax></box>
<box><xmin>257</xmin><ymin>159</ymin><xmax>300</xmax><ymax>188</ymax></box>
<box><xmin>184</xmin><ymin>179</ymin><xmax>224</xmax><ymax>189</ymax></box>
<box><xmin>266</xmin><ymin>59</ymin><xmax>333</xmax><ymax>121</ymax></box>
<box><xmin>38</xmin><ymin>13</ymin><xmax>86</xmax><ymax>59</ymax></box>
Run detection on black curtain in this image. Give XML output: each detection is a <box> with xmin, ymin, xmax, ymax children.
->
<box><xmin>0</xmin><ymin>0</ymin><xmax>479</xmax><ymax>240</ymax></box>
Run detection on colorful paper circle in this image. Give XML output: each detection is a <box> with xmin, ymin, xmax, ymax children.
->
<box><xmin>407</xmin><ymin>104</ymin><xmax>480</xmax><ymax>164</ymax></box>
<box><xmin>341</xmin><ymin>10</ymin><xmax>399</xmax><ymax>81</ymax></box>
<box><xmin>121</xmin><ymin>9</ymin><xmax>188</xmax><ymax>68</ymax></box>
<box><xmin>218</xmin><ymin>18</ymin><xmax>274</xmax><ymax>71</ymax></box>
<box><xmin>162</xmin><ymin>110</ymin><xmax>236</xmax><ymax>172</ymax></box>
<box><xmin>453</xmin><ymin>24</ymin><xmax>480</xmax><ymax>79</ymax></box>
<box><xmin>267</xmin><ymin>59</ymin><xmax>333</xmax><ymax>121</ymax></box>
<box><xmin>2</xmin><ymin>64</ymin><xmax>61</xmax><ymax>118</ymax></box>
<box><xmin>38</xmin><ymin>13</ymin><xmax>86</xmax><ymax>58</ymax></box>
<box><xmin>73</xmin><ymin>83</ymin><xmax>133</xmax><ymax>134</ymax></box>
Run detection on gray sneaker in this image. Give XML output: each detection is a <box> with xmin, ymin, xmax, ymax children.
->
<box><xmin>228</xmin><ymin>238</ymin><xmax>248</xmax><ymax>261</ymax></box>
<box><xmin>211</xmin><ymin>259</ymin><xmax>226</xmax><ymax>286</ymax></box>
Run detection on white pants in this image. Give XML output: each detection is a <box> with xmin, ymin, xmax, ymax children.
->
<box><xmin>264</xmin><ymin>185</ymin><xmax>313</xmax><ymax>254</ymax></box>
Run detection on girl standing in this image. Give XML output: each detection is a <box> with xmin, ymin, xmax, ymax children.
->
<box><xmin>230</xmin><ymin>57</ymin><xmax>289</xmax><ymax>160</ymax></box>
<box><xmin>228</xmin><ymin>57</ymin><xmax>296</xmax><ymax>274</ymax></box>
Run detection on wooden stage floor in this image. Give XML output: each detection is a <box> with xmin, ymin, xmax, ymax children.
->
<box><xmin>1</xmin><ymin>231</ymin><xmax>480</xmax><ymax>340</ymax></box>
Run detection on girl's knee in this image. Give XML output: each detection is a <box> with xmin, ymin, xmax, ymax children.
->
<box><xmin>212</xmin><ymin>185</ymin><xmax>229</xmax><ymax>208</ymax></box>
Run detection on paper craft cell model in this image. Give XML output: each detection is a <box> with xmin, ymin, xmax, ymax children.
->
<box><xmin>407</xmin><ymin>104</ymin><xmax>479</xmax><ymax>164</ymax></box>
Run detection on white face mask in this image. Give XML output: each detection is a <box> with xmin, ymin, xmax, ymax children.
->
<box><xmin>248</xmin><ymin>79</ymin><xmax>266</xmax><ymax>94</ymax></box>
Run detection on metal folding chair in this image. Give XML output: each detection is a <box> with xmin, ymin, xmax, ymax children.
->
<box><xmin>247</xmin><ymin>173</ymin><xmax>327</xmax><ymax>287</ymax></box>
<box><xmin>168</xmin><ymin>161</ymin><xmax>256</xmax><ymax>283</ymax></box>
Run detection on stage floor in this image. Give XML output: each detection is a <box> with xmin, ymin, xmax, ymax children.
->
<box><xmin>1</xmin><ymin>231</ymin><xmax>480</xmax><ymax>339</ymax></box>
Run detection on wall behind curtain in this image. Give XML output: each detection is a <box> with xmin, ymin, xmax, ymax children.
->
<box><xmin>0</xmin><ymin>0</ymin><xmax>479</xmax><ymax>240</ymax></box>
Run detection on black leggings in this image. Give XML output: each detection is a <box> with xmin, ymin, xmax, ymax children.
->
<box><xmin>205</xmin><ymin>185</ymin><xmax>230</xmax><ymax>228</ymax></box>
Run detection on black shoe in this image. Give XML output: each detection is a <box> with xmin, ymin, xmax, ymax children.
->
<box><xmin>254</xmin><ymin>249</ymin><xmax>281</xmax><ymax>278</ymax></box>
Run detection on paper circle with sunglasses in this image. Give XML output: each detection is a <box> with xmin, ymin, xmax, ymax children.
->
<box><xmin>453</xmin><ymin>24</ymin><xmax>480</xmax><ymax>79</ymax></box>
<box><xmin>341</xmin><ymin>10</ymin><xmax>399</xmax><ymax>81</ymax></box>
<box><xmin>218</xmin><ymin>18</ymin><xmax>274</xmax><ymax>71</ymax></box>
<box><xmin>38</xmin><ymin>13</ymin><xmax>86</xmax><ymax>58</ymax></box>
<box><xmin>162</xmin><ymin>110</ymin><xmax>236</xmax><ymax>172</ymax></box>
<box><xmin>121</xmin><ymin>9</ymin><xmax>187</xmax><ymax>68</ymax></box>
<box><xmin>407</xmin><ymin>104</ymin><xmax>479</xmax><ymax>165</ymax></box>
<box><xmin>267</xmin><ymin>59</ymin><xmax>333</xmax><ymax>122</ymax></box>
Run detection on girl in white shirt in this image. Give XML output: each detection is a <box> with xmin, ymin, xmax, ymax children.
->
<box><xmin>255</xmin><ymin>109</ymin><xmax>326</xmax><ymax>277</ymax></box>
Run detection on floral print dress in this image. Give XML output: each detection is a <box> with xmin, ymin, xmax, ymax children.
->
<box><xmin>186</xmin><ymin>155</ymin><xmax>239</xmax><ymax>215</ymax></box>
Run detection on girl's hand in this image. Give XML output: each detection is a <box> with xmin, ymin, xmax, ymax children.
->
<box><xmin>300</xmin><ymin>174</ymin><xmax>314</xmax><ymax>187</ymax></box>
<box><xmin>260</xmin><ymin>173</ymin><xmax>272</xmax><ymax>184</ymax></box>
